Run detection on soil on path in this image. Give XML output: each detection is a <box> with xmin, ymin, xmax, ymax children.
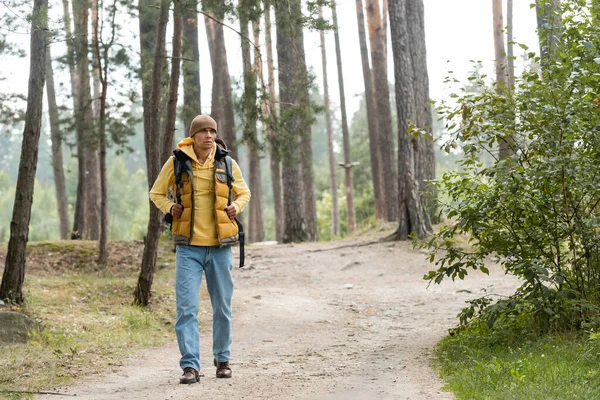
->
<box><xmin>36</xmin><ymin>236</ymin><xmax>518</xmax><ymax>400</ymax></box>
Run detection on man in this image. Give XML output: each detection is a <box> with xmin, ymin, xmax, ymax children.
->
<box><xmin>150</xmin><ymin>115</ymin><xmax>251</xmax><ymax>384</ymax></box>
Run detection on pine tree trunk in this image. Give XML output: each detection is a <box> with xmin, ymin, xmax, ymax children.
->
<box><xmin>45</xmin><ymin>47</ymin><xmax>70</xmax><ymax>240</ymax></box>
<box><xmin>263</xmin><ymin>3</ymin><xmax>284</xmax><ymax>242</ymax></box>
<box><xmin>366</xmin><ymin>0</ymin><xmax>397</xmax><ymax>221</ymax></box>
<box><xmin>135</xmin><ymin>0</ymin><xmax>170</xmax><ymax>307</ymax></box>
<box><xmin>535</xmin><ymin>0</ymin><xmax>562</xmax><ymax>64</ymax></box>
<box><xmin>0</xmin><ymin>0</ymin><xmax>48</xmax><ymax>304</ymax></box>
<box><xmin>407</xmin><ymin>0</ymin><xmax>435</xmax><ymax>228</ymax></box>
<box><xmin>507</xmin><ymin>0</ymin><xmax>515</xmax><ymax>92</ymax></box>
<box><xmin>319</xmin><ymin>7</ymin><xmax>340</xmax><ymax>238</ymax></box>
<box><xmin>161</xmin><ymin>0</ymin><xmax>183</xmax><ymax>163</ymax></box>
<box><xmin>355</xmin><ymin>0</ymin><xmax>384</xmax><ymax>220</ymax></box>
<box><xmin>63</xmin><ymin>0</ymin><xmax>86</xmax><ymax>239</ymax></box>
<box><xmin>204</xmin><ymin>9</ymin><xmax>236</xmax><ymax>158</ymax></box>
<box><xmin>181</xmin><ymin>0</ymin><xmax>201</xmax><ymax>137</ymax></box>
<box><xmin>275</xmin><ymin>0</ymin><xmax>308</xmax><ymax>243</ymax></box>
<box><xmin>332</xmin><ymin>2</ymin><xmax>356</xmax><ymax>234</ymax></box>
<box><xmin>244</xmin><ymin>16</ymin><xmax>264</xmax><ymax>243</ymax></box>
<box><xmin>493</xmin><ymin>0</ymin><xmax>511</xmax><ymax>159</ymax></box>
<box><xmin>389</xmin><ymin>0</ymin><xmax>426</xmax><ymax>240</ymax></box>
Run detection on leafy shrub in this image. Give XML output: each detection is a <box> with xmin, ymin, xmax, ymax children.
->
<box><xmin>423</xmin><ymin>3</ymin><xmax>600</xmax><ymax>334</ymax></box>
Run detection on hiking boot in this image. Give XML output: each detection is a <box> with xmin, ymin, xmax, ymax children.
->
<box><xmin>180</xmin><ymin>367</ymin><xmax>200</xmax><ymax>384</ymax></box>
<box><xmin>214</xmin><ymin>358</ymin><xmax>232</xmax><ymax>379</ymax></box>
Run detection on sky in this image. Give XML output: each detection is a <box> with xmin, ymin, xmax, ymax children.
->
<box><xmin>1</xmin><ymin>0</ymin><xmax>540</xmax><ymax>127</ymax></box>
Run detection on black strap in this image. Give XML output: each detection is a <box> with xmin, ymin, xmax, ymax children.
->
<box><xmin>224</xmin><ymin>156</ymin><xmax>245</xmax><ymax>268</ymax></box>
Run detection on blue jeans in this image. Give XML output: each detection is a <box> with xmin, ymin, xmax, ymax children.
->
<box><xmin>175</xmin><ymin>245</ymin><xmax>234</xmax><ymax>371</ymax></box>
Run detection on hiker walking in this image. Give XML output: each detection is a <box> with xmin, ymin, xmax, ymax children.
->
<box><xmin>150</xmin><ymin>115</ymin><xmax>251</xmax><ymax>384</ymax></box>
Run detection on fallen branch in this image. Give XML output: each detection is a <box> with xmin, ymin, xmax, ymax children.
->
<box><xmin>0</xmin><ymin>390</ymin><xmax>76</xmax><ymax>396</ymax></box>
<box><xmin>308</xmin><ymin>239</ymin><xmax>384</xmax><ymax>253</ymax></box>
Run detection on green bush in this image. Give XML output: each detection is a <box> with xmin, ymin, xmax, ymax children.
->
<box><xmin>423</xmin><ymin>3</ymin><xmax>600</xmax><ymax>334</ymax></box>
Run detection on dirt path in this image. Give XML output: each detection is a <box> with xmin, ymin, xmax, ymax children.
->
<box><xmin>36</xmin><ymin>238</ymin><xmax>518</xmax><ymax>400</ymax></box>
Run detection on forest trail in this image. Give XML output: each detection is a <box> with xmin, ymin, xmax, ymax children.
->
<box><xmin>35</xmin><ymin>235</ymin><xmax>518</xmax><ymax>400</ymax></box>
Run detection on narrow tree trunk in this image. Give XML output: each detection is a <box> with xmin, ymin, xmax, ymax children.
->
<box><xmin>0</xmin><ymin>0</ymin><xmax>48</xmax><ymax>304</ymax></box>
<box><xmin>204</xmin><ymin>9</ymin><xmax>236</xmax><ymax>158</ymax></box>
<box><xmin>407</xmin><ymin>0</ymin><xmax>434</xmax><ymax>228</ymax></box>
<box><xmin>493</xmin><ymin>0</ymin><xmax>510</xmax><ymax>159</ymax></box>
<box><xmin>181</xmin><ymin>0</ymin><xmax>201</xmax><ymax>136</ymax></box>
<box><xmin>332</xmin><ymin>2</ymin><xmax>356</xmax><ymax>234</ymax></box>
<box><xmin>366</xmin><ymin>0</ymin><xmax>397</xmax><ymax>221</ymax></box>
<box><xmin>161</xmin><ymin>0</ymin><xmax>183</xmax><ymax>163</ymax></box>
<box><xmin>319</xmin><ymin>7</ymin><xmax>340</xmax><ymax>238</ymax></box>
<box><xmin>389</xmin><ymin>0</ymin><xmax>426</xmax><ymax>240</ymax></box>
<box><xmin>135</xmin><ymin>0</ymin><xmax>170</xmax><ymax>307</ymax></box>
<box><xmin>204</xmin><ymin>15</ymin><xmax>221</xmax><ymax>125</ymax></box>
<box><xmin>355</xmin><ymin>0</ymin><xmax>384</xmax><ymax>220</ymax></box>
<box><xmin>535</xmin><ymin>0</ymin><xmax>562</xmax><ymax>64</ymax></box>
<box><xmin>244</xmin><ymin>16</ymin><xmax>265</xmax><ymax>243</ymax></box>
<box><xmin>382</xmin><ymin>0</ymin><xmax>388</xmax><ymax>70</ymax></box>
<box><xmin>63</xmin><ymin>0</ymin><xmax>86</xmax><ymax>239</ymax></box>
<box><xmin>507</xmin><ymin>0</ymin><xmax>515</xmax><ymax>92</ymax></box>
<box><xmin>276</xmin><ymin>0</ymin><xmax>308</xmax><ymax>243</ymax></box>
<box><xmin>263</xmin><ymin>3</ymin><xmax>284</xmax><ymax>242</ymax></box>
<box><xmin>45</xmin><ymin>47</ymin><xmax>70</xmax><ymax>240</ymax></box>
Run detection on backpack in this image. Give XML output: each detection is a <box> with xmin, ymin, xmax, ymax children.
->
<box><xmin>166</xmin><ymin>148</ymin><xmax>245</xmax><ymax>268</ymax></box>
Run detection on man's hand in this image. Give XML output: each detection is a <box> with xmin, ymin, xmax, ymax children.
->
<box><xmin>225</xmin><ymin>205</ymin><xmax>237</xmax><ymax>219</ymax></box>
<box><xmin>171</xmin><ymin>204</ymin><xmax>184</xmax><ymax>219</ymax></box>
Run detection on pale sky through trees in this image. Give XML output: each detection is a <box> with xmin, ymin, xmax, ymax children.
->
<box><xmin>2</xmin><ymin>1</ymin><xmax>538</xmax><ymax>126</ymax></box>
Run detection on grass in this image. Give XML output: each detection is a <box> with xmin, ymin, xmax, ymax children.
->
<box><xmin>0</xmin><ymin>238</ymin><xmax>186</xmax><ymax>399</ymax></box>
<box><xmin>435</xmin><ymin>326</ymin><xmax>600</xmax><ymax>400</ymax></box>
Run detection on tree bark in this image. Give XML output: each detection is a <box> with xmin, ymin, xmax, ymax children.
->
<box><xmin>45</xmin><ymin>47</ymin><xmax>70</xmax><ymax>240</ymax></box>
<box><xmin>161</xmin><ymin>0</ymin><xmax>183</xmax><ymax>163</ymax></box>
<box><xmin>407</xmin><ymin>0</ymin><xmax>434</xmax><ymax>228</ymax></box>
<box><xmin>181</xmin><ymin>0</ymin><xmax>201</xmax><ymax>137</ymax></box>
<box><xmin>135</xmin><ymin>0</ymin><xmax>170</xmax><ymax>307</ymax></box>
<box><xmin>0</xmin><ymin>0</ymin><xmax>48</xmax><ymax>304</ymax></box>
<box><xmin>204</xmin><ymin>8</ymin><xmax>237</xmax><ymax>158</ymax></box>
<box><xmin>389</xmin><ymin>0</ymin><xmax>426</xmax><ymax>240</ymax></box>
<box><xmin>366</xmin><ymin>0</ymin><xmax>397</xmax><ymax>221</ymax></box>
<box><xmin>332</xmin><ymin>2</ymin><xmax>356</xmax><ymax>234</ymax></box>
<box><xmin>507</xmin><ymin>0</ymin><xmax>515</xmax><ymax>92</ymax></box>
<box><xmin>319</xmin><ymin>7</ymin><xmax>340</xmax><ymax>238</ymax></box>
<box><xmin>355</xmin><ymin>0</ymin><xmax>384</xmax><ymax>220</ymax></box>
<box><xmin>275</xmin><ymin>0</ymin><xmax>308</xmax><ymax>243</ymax></box>
<box><xmin>263</xmin><ymin>3</ymin><xmax>284</xmax><ymax>242</ymax></box>
<box><xmin>244</xmin><ymin>16</ymin><xmax>265</xmax><ymax>243</ymax></box>
<box><xmin>492</xmin><ymin>0</ymin><xmax>511</xmax><ymax>159</ymax></box>
<box><xmin>535</xmin><ymin>0</ymin><xmax>562</xmax><ymax>64</ymax></box>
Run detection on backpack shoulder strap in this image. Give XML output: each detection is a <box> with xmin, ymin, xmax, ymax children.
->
<box><xmin>224</xmin><ymin>156</ymin><xmax>245</xmax><ymax>268</ymax></box>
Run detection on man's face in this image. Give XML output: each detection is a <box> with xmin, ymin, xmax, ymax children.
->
<box><xmin>193</xmin><ymin>127</ymin><xmax>217</xmax><ymax>151</ymax></box>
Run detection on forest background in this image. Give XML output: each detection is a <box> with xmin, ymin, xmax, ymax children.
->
<box><xmin>0</xmin><ymin>0</ymin><xmax>537</xmax><ymax>244</ymax></box>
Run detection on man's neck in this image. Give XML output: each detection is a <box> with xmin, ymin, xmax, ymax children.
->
<box><xmin>194</xmin><ymin>145</ymin><xmax>212</xmax><ymax>164</ymax></box>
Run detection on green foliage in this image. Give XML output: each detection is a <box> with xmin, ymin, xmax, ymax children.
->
<box><xmin>436</xmin><ymin>325</ymin><xmax>600</xmax><ymax>399</ymax></box>
<box><xmin>422</xmin><ymin>4</ymin><xmax>600</xmax><ymax>334</ymax></box>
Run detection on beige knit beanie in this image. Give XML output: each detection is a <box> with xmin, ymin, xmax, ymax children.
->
<box><xmin>189</xmin><ymin>115</ymin><xmax>218</xmax><ymax>137</ymax></box>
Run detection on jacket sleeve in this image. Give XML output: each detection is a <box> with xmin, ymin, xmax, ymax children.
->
<box><xmin>231</xmin><ymin>158</ymin><xmax>251</xmax><ymax>214</ymax></box>
<box><xmin>149</xmin><ymin>157</ymin><xmax>176</xmax><ymax>215</ymax></box>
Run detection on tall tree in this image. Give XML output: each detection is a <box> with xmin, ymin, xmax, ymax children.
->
<box><xmin>0</xmin><ymin>0</ymin><xmax>48</xmax><ymax>303</ymax></box>
<box><xmin>407</xmin><ymin>0</ymin><xmax>435</xmax><ymax>228</ymax></box>
<box><xmin>331</xmin><ymin>1</ymin><xmax>356</xmax><ymax>234</ymax></box>
<box><xmin>275</xmin><ymin>0</ymin><xmax>310</xmax><ymax>243</ymax></box>
<box><xmin>243</xmin><ymin>12</ymin><xmax>265</xmax><ymax>243</ymax></box>
<box><xmin>134</xmin><ymin>0</ymin><xmax>170</xmax><ymax>306</ymax></box>
<box><xmin>492</xmin><ymin>0</ymin><xmax>511</xmax><ymax>159</ymax></box>
<box><xmin>507</xmin><ymin>0</ymin><xmax>515</xmax><ymax>92</ymax></box>
<box><xmin>389</xmin><ymin>0</ymin><xmax>427</xmax><ymax>240</ymax></box>
<box><xmin>204</xmin><ymin>7</ymin><xmax>237</xmax><ymax>158</ymax></box>
<box><xmin>319</xmin><ymin>6</ymin><xmax>340</xmax><ymax>238</ymax></box>
<box><xmin>181</xmin><ymin>0</ymin><xmax>201</xmax><ymax>136</ymax></box>
<box><xmin>45</xmin><ymin>47</ymin><xmax>70</xmax><ymax>240</ymax></box>
<box><xmin>535</xmin><ymin>0</ymin><xmax>562</xmax><ymax>64</ymax></box>
<box><xmin>161</xmin><ymin>0</ymin><xmax>183</xmax><ymax>163</ymax></box>
<box><xmin>355</xmin><ymin>0</ymin><xmax>384</xmax><ymax>220</ymax></box>
<box><xmin>366</xmin><ymin>0</ymin><xmax>397</xmax><ymax>221</ymax></box>
<box><xmin>263</xmin><ymin>2</ymin><xmax>284</xmax><ymax>242</ymax></box>
<box><xmin>71</xmin><ymin>0</ymin><xmax>100</xmax><ymax>240</ymax></box>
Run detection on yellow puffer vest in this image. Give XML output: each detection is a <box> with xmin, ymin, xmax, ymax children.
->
<box><xmin>171</xmin><ymin>146</ymin><xmax>240</xmax><ymax>246</ymax></box>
